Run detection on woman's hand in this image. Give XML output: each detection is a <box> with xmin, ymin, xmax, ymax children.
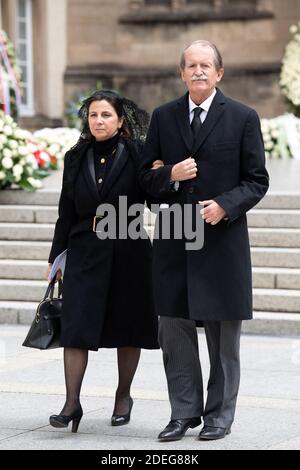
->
<box><xmin>151</xmin><ymin>160</ymin><xmax>164</xmax><ymax>170</ymax></box>
<box><xmin>46</xmin><ymin>264</ymin><xmax>62</xmax><ymax>282</ymax></box>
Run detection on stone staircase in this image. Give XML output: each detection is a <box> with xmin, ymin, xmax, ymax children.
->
<box><xmin>0</xmin><ymin>189</ymin><xmax>299</xmax><ymax>335</ymax></box>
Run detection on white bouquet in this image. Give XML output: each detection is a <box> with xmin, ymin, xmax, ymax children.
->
<box><xmin>261</xmin><ymin>117</ymin><xmax>293</xmax><ymax>159</ymax></box>
<box><xmin>0</xmin><ymin>111</ymin><xmax>48</xmax><ymax>190</ymax></box>
<box><xmin>33</xmin><ymin>127</ymin><xmax>80</xmax><ymax>169</ymax></box>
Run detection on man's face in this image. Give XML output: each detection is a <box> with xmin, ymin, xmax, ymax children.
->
<box><xmin>181</xmin><ymin>45</ymin><xmax>224</xmax><ymax>100</ymax></box>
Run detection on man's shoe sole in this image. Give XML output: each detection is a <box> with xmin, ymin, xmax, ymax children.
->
<box><xmin>199</xmin><ymin>429</ymin><xmax>231</xmax><ymax>441</ymax></box>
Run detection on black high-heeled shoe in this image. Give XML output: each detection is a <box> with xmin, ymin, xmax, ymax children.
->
<box><xmin>49</xmin><ymin>405</ymin><xmax>83</xmax><ymax>433</ymax></box>
<box><xmin>111</xmin><ymin>396</ymin><xmax>133</xmax><ymax>426</ymax></box>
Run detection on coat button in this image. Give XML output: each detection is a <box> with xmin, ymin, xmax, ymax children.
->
<box><xmin>188</xmin><ymin>187</ymin><xmax>194</xmax><ymax>194</ymax></box>
<box><xmin>100</xmin><ymin>158</ymin><xmax>105</xmax><ymax>164</ymax></box>
<box><xmin>98</xmin><ymin>178</ymin><xmax>103</xmax><ymax>184</ymax></box>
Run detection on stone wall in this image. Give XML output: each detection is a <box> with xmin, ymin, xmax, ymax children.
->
<box><xmin>65</xmin><ymin>0</ymin><xmax>300</xmax><ymax>117</ymax></box>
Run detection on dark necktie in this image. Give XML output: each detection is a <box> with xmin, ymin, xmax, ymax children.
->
<box><xmin>191</xmin><ymin>107</ymin><xmax>203</xmax><ymax>138</ymax></box>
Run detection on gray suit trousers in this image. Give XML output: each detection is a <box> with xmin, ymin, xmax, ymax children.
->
<box><xmin>158</xmin><ymin>316</ymin><xmax>242</xmax><ymax>429</ymax></box>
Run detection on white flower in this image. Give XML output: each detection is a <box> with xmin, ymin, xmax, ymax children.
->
<box><xmin>290</xmin><ymin>25</ymin><xmax>298</xmax><ymax>34</ymax></box>
<box><xmin>1</xmin><ymin>156</ymin><xmax>13</xmax><ymax>169</ymax></box>
<box><xmin>3</xmin><ymin>148</ymin><xmax>13</xmax><ymax>159</ymax></box>
<box><xmin>4</xmin><ymin>115</ymin><xmax>14</xmax><ymax>125</ymax></box>
<box><xmin>18</xmin><ymin>146</ymin><xmax>30</xmax><ymax>156</ymax></box>
<box><xmin>14</xmin><ymin>129</ymin><xmax>31</xmax><ymax>140</ymax></box>
<box><xmin>12</xmin><ymin>164</ymin><xmax>23</xmax><ymax>176</ymax></box>
<box><xmin>264</xmin><ymin>141</ymin><xmax>274</xmax><ymax>151</ymax></box>
<box><xmin>28</xmin><ymin>177</ymin><xmax>42</xmax><ymax>188</ymax></box>
<box><xmin>25</xmin><ymin>154</ymin><xmax>38</xmax><ymax>169</ymax></box>
<box><xmin>0</xmin><ymin>170</ymin><xmax>6</xmax><ymax>180</ymax></box>
<box><xmin>40</xmin><ymin>151</ymin><xmax>50</xmax><ymax>162</ymax></box>
<box><xmin>281</xmin><ymin>28</ymin><xmax>300</xmax><ymax>109</ymax></box>
<box><xmin>0</xmin><ymin>134</ymin><xmax>7</xmax><ymax>144</ymax></box>
<box><xmin>8</xmin><ymin>140</ymin><xmax>18</xmax><ymax>150</ymax></box>
<box><xmin>3</xmin><ymin>125</ymin><xmax>13</xmax><ymax>136</ymax></box>
<box><xmin>48</xmin><ymin>144</ymin><xmax>60</xmax><ymax>155</ymax></box>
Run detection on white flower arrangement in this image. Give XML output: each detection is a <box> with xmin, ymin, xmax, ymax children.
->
<box><xmin>260</xmin><ymin>114</ymin><xmax>300</xmax><ymax>159</ymax></box>
<box><xmin>0</xmin><ymin>111</ymin><xmax>48</xmax><ymax>191</ymax></box>
<box><xmin>33</xmin><ymin>128</ymin><xmax>80</xmax><ymax>169</ymax></box>
<box><xmin>280</xmin><ymin>22</ymin><xmax>300</xmax><ymax>115</ymax></box>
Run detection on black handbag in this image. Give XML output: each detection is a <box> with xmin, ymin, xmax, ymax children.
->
<box><xmin>22</xmin><ymin>279</ymin><xmax>63</xmax><ymax>350</ymax></box>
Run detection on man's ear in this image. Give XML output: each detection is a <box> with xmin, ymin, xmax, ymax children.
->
<box><xmin>216</xmin><ymin>68</ymin><xmax>225</xmax><ymax>82</ymax></box>
<box><xmin>180</xmin><ymin>68</ymin><xmax>186</xmax><ymax>83</ymax></box>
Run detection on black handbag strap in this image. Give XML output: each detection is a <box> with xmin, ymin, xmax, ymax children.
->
<box><xmin>43</xmin><ymin>278</ymin><xmax>63</xmax><ymax>301</ymax></box>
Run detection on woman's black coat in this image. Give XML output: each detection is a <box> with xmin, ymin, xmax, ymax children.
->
<box><xmin>48</xmin><ymin>138</ymin><xmax>158</xmax><ymax>351</ymax></box>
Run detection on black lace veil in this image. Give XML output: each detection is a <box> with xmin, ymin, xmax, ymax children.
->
<box><xmin>77</xmin><ymin>89</ymin><xmax>149</xmax><ymax>143</ymax></box>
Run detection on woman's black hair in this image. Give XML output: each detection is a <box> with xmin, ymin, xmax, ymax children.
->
<box><xmin>77</xmin><ymin>89</ymin><xmax>149</xmax><ymax>142</ymax></box>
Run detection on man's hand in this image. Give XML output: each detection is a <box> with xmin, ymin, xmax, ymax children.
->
<box><xmin>151</xmin><ymin>160</ymin><xmax>164</xmax><ymax>170</ymax></box>
<box><xmin>171</xmin><ymin>158</ymin><xmax>197</xmax><ymax>182</ymax></box>
<box><xmin>199</xmin><ymin>200</ymin><xmax>226</xmax><ymax>225</ymax></box>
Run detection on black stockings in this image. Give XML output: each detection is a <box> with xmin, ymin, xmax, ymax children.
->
<box><xmin>60</xmin><ymin>347</ymin><xmax>141</xmax><ymax>416</ymax></box>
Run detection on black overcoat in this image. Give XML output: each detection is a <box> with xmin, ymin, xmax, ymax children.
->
<box><xmin>139</xmin><ymin>89</ymin><xmax>269</xmax><ymax>322</ymax></box>
<box><xmin>49</xmin><ymin>138</ymin><xmax>158</xmax><ymax>351</ymax></box>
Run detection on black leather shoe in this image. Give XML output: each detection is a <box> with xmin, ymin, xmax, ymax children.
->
<box><xmin>198</xmin><ymin>425</ymin><xmax>231</xmax><ymax>440</ymax></box>
<box><xmin>49</xmin><ymin>405</ymin><xmax>83</xmax><ymax>433</ymax></box>
<box><xmin>158</xmin><ymin>417</ymin><xmax>202</xmax><ymax>442</ymax></box>
<box><xmin>111</xmin><ymin>396</ymin><xmax>133</xmax><ymax>426</ymax></box>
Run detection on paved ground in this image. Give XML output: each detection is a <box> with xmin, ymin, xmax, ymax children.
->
<box><xmin>0</xmin><ymin>325</ymin><xmax>299</xmax><ymax>450</ymax></box>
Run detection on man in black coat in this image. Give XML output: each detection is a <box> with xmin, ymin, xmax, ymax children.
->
<box><xmin>139</xmin><ymin>40</ymin><xmax>269</xmax><ymax>441</ymax></box>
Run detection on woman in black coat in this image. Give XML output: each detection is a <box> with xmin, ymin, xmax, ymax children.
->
<box><xmin>47</xmin><ymin>90</ymin><xmax>158</xmax><ymax>432</ymax></box>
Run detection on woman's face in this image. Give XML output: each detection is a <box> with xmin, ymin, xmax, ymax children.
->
<box><xmin>88</xmin><ymin>99</ymin><xmax>123</xmax><ymax>141</ymax></box>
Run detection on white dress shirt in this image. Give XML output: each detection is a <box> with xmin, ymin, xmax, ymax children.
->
<box><xmin>189</xmin><ymin>88</ymin><xmax>217</xmax><ymax>124</ymax></box>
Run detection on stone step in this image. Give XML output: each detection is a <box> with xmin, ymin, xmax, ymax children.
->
<box><xmin>0</xmin><ymin>301</ymin><xmax>38</xmax><ymax>325</ymax></box>
<box><xmin>0</xmin><ymin>280</ymin><xmax>299</xmax><ymax>311</ymax></box>
<box><xmin>252</xmin><ymin>267</ymin><xmax>300</xmax><ymax>289</ymax></box>
<box><xmin>0</xmin><ymin>205</ymin><xmax>58</xmax><ymax>223</ymax></box>
<box><xmin>253</xmin><ymin>288</ymin><xmax>300</xmax><ymax>313</ymax></box>
<box><xmin>0</xmin><ymin>279</ymin><xmax>48</xmax><ymax>301</ymax></box>
<box><xmin>0</xmin><ymin>260</ymin><xmax>48</xmax><ymax>280</ymax></box>
<box><xmin>249</xmin><ymin>228</ymin><xmax>300</xmax><ymax>248</ymax></box>
<box><xmin>255</xmin><ymin>192</ymin><xmax>300</xmax><ymax>209</ymax></box>
<box><xmin>144</xmin><ymin>208</ymin><xmax>300</xmax><ymax>229</ymax></box>
<box><xmin>0</xmin><ymin>241</ymin><xmax>51</xmax><ymax>260</ymax></box>
<box><xmin>0</xmin><ymin>301</ymin><xmax>299</xmax><ymax>337</ymax></box>
<box><xmin>1</xmin><ymin>259</ymin><xmax>299</xmax><ymax>288</ymax></box>
<box><xmin>247</xmin><ymin>209</ymin><xmax>300</xmax><ymax>228</ymax></box>
<box><xmin>0</xmin><ymin>223</ymin><xmax>54</xmax><ymax>241</ymax></box>
<box><xmin>251</xmin><ymin>247</ymin><xmax>300</xmax><ymax>268</ymax></box>
<box><xmin>242</xmin><ymin>311</ymin><xmax>300</xmax><ymax>336</ymax></box>
<box><xmin>145</xmin><ymin>226</ymin><xmax>300</xmax><ymax>250</ymax></box>
<box><xmin>0</xmin><ymin>189</ymin><xmax>60</xmax><ymax>206</ymax></box>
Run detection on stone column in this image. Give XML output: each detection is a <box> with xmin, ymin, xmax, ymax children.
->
<box><xmin>1</xmin><ymin>0</ymin><xmax>17</xmax><ymax>40</ymax></box>
<box><xmin>33</xmin><ymin>0</ymin><xmax>66</xmax><ymax>120</ymax></box>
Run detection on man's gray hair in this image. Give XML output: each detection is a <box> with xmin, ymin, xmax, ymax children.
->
<box><xmin>180</xmin><ymin>40</ymin><xmax>224</xmax><ymax>71</ymax></box>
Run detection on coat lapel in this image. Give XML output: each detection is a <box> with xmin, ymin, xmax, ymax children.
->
<box><xmin>100</xmin><ymin>140</ymin><xmax>128</xmax><ymax>199</ymax></box>
<box><xmin>175</xmin><ymin>93</ymin><xmax>194</xmax><ymax>153</ymax></box>
<box><xmin>82</xmin><ymin>146</ymin><xmax>100</xmax><ymax>202</ymax></box>
<box><xmin>191</xmin><ymin>88</ymin><xmax>226</xmax><ymax>156</ymax></box>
